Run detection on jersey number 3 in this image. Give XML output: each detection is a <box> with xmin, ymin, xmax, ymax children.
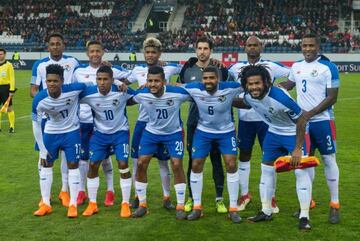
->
<box><xmin>302</xmin><ymin>79</ymin><xmax>307</xmax><ymax>93</ymax></box>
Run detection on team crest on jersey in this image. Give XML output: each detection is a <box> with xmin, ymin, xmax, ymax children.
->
<box><xmin>63</xmin><ymin>64</ymin><xmax>71</xmax><ymax>71</ymax></box>
<box><xmin>1</xmin><ymin>71</ymin><xmax>6</xmax><ymax>77</ymax></box>
<box><xmin>85</xmin><ymin>75</ymin><xmax>89</xmax><ymax>78</ymax></box>
<box><xmin>113</xmin><ymin>99</ymin><xmax>119</xmax><ymax>106</ymax></box>
<box><xmin>268</xmin><ymin>107</ymin><xmax>275</xmax><ymax>114</ymax></box>
<box><xmin>218</xmin><ymin>95</ymin><xmax>226</xmax><ymax>102</ymax></box>
<box><xmin>166</xmin><ymin>99</ymin><xmax>174</xmax><ymax>106</ymax></box>
<box><xmin>66</xmin><ymin>98</ymin><xmax>72</xmax><ymax>105</ymax></box>
<box><xmin>200</xmin><ymin>97</ymin><xmax>205</xmax><ymax>101</ymax></box>
<box><xmin>310</xmin><ymin>70</ymin><xmax>318</xmax><ymax>77</ymax></box>
<box><xmin>148</xmin><ymin>101</ymin><xmax>153</xmax><ymax>105</ymax></box>
<box><xmin>296</xmin><ymin>71</ymin><xmax>301</xmax><ymax>74</ymax></box>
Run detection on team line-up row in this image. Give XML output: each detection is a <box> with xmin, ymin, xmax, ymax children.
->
<box><xmin>29</xmin><ymin>33</ymin><xmax>340</xmax><ymax>231</ymax></box>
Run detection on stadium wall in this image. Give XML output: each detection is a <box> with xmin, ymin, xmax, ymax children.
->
<box><xmin>6</xmin><ymin>52</ymin><xmax>360</xmax><ymax>72</ymax></box>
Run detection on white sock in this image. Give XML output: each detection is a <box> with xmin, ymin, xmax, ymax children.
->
<box><xmin>307</xmin><ymin>166</ymin><xmax>315</xmax><ymax>182</ymax></box>
<box><xmin>60</xmin><ymin>151</ymin><xmax>69</xmax><ymax>192</ymax></box>
<box><xmin>87</xmin><ymin>177</ymin><xmax>99</xmax><ymax>203</ymax></box>
<box><xmin>322</xmin><ymin>154</ymin><xmax>339</xmax><ymax>203</ymax></box>
<box><xmin>238</xmin><ymin>161</ymin><xmax>250</xmax><ymax>196</ymax></box>
<box><xmin>272</xmin><ymin>171</ymin><xmax>277</xmax><ymax>198</ymax></box>
<box><xmin>158</xmin><ymin>160</ymin><xmax>171</xmax><ymax>197</ymax></box>
<box><xmin>79</xmin><ymin>160</ymin><xmax>88</xmax><ymax>192</ymax></box>
<box><xmin>174</xmin><ymin>183</ymin><xmax>186</xmax><ymax>206</ymax></box>
<box><xmin>304</xmin><ymin>167</ymin><xmax>315</xmax><ymax>199</ymax></box>
<box><xmin>132</xmin><ymin>158</ymin><xmax>138</xmax><ymax>186</ymax></box>
<box><xmin>102</xmin><ymin>156</ymin><xmax>114</xmax><ymax>192</ymax></box>
<box><xmin>295</xmin><ymin>169</ymin><xmax>311</xmax><ymax>219</ymax></box>
<box><xmin>227</xmin><ymin>171</ymin><xmax>240</xmax><ymax>209</ymax></box>
<box><xmin>259</xmin><ymin>164</ymin><xmax>275</xmax><ymax>215</ymax></box>
<box><xmin>190</xmin><ymin>171</ymin><xmax>203</xmax><ymax>207</ymax></box>
<box><xmin>120</xmin><ymin>177</ymin><xmax>132</xmax><ymax>204</ymax></box>
<box><xmin>38</xmin><ymin>157</ymin><xmax>42</xmax><ymax>177</ymax></box>
<box><xmin>135</xmin><ymin>181</ymin><xmax>148</xmax><ymax>204</ymax></box>
<box><xmin>40</xmin><ymin>167</ymin><xmax>53</xmax><ymax>206</ymax></box>
<box><xmin>68</xmin><ymin>168</ymin><xmax>80</xmax><ymax>207</ymax></box>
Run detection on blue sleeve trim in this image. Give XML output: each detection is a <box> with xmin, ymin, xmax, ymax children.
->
<box><xmin>318</xmin><ymin>59</ymin><xmax>340</xmax><ymax>86</ymax></box>
<box><xmin>62</xmin><ymin>83</ymin><xmax>86</xmax><ymax>93</ymax></box>
<box><xmin>218</xmin><ymin>81</ymin><xmax>241</xmax><ymax>90</ymax></box>
<box><xmin>79</xmin><ymin>85</ymin><xmax>98</xmax><ymax>99</ymax></box>
<box><xmin>269</xmin><ymin>87</ymin><xmax>302</xmax><ymax>115</ymax></box>
<box><xmin>184</xmin><ymin>82</ymin><xmax>203</xmax><ymax>90</ymax></box>
<box><xmin>127</xmin><ymin>87</ymin><xmax>136</xmax><ymax>95</ymax></box>
<box><xmin>31</xmin><ymin>57</ymin><xmax>49</xmax><ymax>79</ymax></box>
<box><xmin>32</xmin><ymin>90</ymin><xmax>48</xmax><ymax>116</ymax></box>
<box><xmin>134</xmin><ymin>88</ymin><xmax>150</xmax><ymax>95</ymax></box>
<box><xmin>166</xmin><ymin>85</ymin><xmax>190</xmax><ymax>95</ymax></box>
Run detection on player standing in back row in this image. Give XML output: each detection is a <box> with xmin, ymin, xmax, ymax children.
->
<box><xmin>124</xmin><ymin>37</ymin><xmax>182</xmax><ymax>209</ymax></box>
<box><xmin>228</xmin><ymin>36</ymin><xmax>290</xmax><ymax>212</ymax></box>
<box><xmin>280</xmin><ymin>33</ymin><xmax>340</xmax><ymax>224</ymax></box>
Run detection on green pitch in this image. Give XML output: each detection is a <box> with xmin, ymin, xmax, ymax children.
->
<box><xmin>0</xmin><ymin>71</ymin><xmax>359</xmax><ymax>241</ymax></box>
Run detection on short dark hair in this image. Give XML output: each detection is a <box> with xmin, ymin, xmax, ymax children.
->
<box><xmin>302</xmin><ymin>33</ymin><xmax>320</xmax><ymax>45</ymax></box>
<box><xmin>46</xmin><ymin>64</ymin><xmax>64</xmax><ymax>80</ymax></box>
<box><xmin>97</xmin><ymin>65</ymin><xmax>113</xmax><ymax>78</ymax></box>
<box><xmin>203</xmin><ymin>65</ymin><xmax>218</xmax><ymax>78</ymax></box>
<box><xmin>240</xmin><ymin>64</ymin><xmax>272</xmax><ymax>91</ymax></box>
<box><xmin>47</xmin><ymin>32</ymin><xmax>64</xmax><ymax>43</ymax></box>
<box><xmin>148</xmin><ymin>66</ymin><xmax>165</xmax><ymax>79</ymax></box>
<box><xmin>196</xmin><ymin>36</ymin><xmax>213</xmax><ymax>49</ymax></box>
<box><xmin>87</xmin><ymin>40</ymin><xmax>103</xmax><ymax>49</ymax></box>
<box><xmin>0</xmin><ymin>48</ymin><xmax>6</xmax><ymax>54</ymax></box>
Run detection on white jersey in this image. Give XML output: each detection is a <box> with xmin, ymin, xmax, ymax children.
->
<box><xmin>132</xmin><ymin>86</ymin><xmax>190</xmax><ymax>135</ymax></box>
<box><xmin>289</xmin><ymin>55</ymin><xmax>340</xmax><ymax>122</ymax></box>
<box><xmin>184</xmin><ymin>82</ymin><xmax>243</xmax><ymax>134</ymax></box>
<box><xmin>73</xmin><ymin>64</ymin><xmax>130</xmax><ymax>123</ymax></box>
<box><xmin>31</xmin><ymin>55</ymin><xmax>80</xmax><ymax>89</ymax></box>
<box><xmin>127</xmin><ymin>63</ymin><xmax>182</xmax><ymax>122</ymax></box>
<box><xmin>228</xmin><ymin>59</ymin><xmax>290</xmax><ymax>122</ymax></box>
<box><xmin>79</xmin><ymin>85</ymin><xmax>133</xmax><ymax>134</ymax></box>
<box><xmin>32</xmin><ymin>83</ymin><xmax>86</xmax><ymax>134</ymax></box>
<box><xmin>244</xmin><ymin>87</ymin><xmax>303</xmax><ymax>136</ymax></box>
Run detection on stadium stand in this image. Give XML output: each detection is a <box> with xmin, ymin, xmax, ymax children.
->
<box><xmin>0</xmin><ymin>0</ymin><xmax>358</xmax><ymax>52</ymax></box>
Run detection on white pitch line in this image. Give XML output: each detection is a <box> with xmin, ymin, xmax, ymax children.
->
<box><xmin>338</xmin><ymin>96</ymin><xmax>360</xmax><ymax>101</ymax></box>
<box><xmin>1</xmin><ymin>114</ymin><xmax>30</xmax><ymax>123</ymax></box>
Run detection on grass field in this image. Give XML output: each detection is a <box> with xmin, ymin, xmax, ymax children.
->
<box><xmin>0</xmin><ymin>70</ymin><xmax>359</xmax><ymax>241</ymax></box>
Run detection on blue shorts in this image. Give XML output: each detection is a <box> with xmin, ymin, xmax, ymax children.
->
<box><xmin>80</xmin><ymin>122</ymin><xmax>94</xmax><ymax>160</ymax></box>
<box><xmin>192</xmin><ymin>129</ymin><xmax>237</xmax><ymax>159</ymax></box>
<box><xmin>262</xmin><ymin>131</ymin><xmax>309</xmax><ymax>163</ymax></box>
<box><xmin>89</xmin><ymin>130</ymin><xmax>130</xmax><ymax>163</ymax></box>
<box><xmin>34</xmin><ymin>118</ymin><xmax>47</xmax><ymax>151</ymax></box>
<box><xmin>237</xmin><ymin>120</ymin><xmax>268</xmax><ymax>150</ymax></box>
<box><xmin>131</xmin><ymin>120</ymin><xmax>169</xmax><ymax>160</ymax></box>
<box><xmin>43</xmin><ymin>129</ymin><xmax>81</xmax><ymax>164</ymax></box>
<box><xmin>139</xmin><ymin>130</ymin><xmax>184</xmax><ymax>159</ymax></box>
<box><xmin>308</xmin><ymin>120</ymin><xmax>336</xmax><ymax>155</ymax></box>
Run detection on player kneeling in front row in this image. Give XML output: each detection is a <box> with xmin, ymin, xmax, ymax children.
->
<box><xmin>128</xmin><ymin>66</ymin><xmax>189</xmax><ymax>220</ymax></box>
<box><xmin>234</xmin><ymin>65</ymin><xmax>313</xmax><ymax>230</ymax></box>
<box><xmin>32</xmin><ymin>64</ymin><xmax>86</xmax><ymax>218</ymax></box>
<box><xmin>79</xmin><ymin>66</ymin><xmax>134</xmax><ymax>217</ymax></box>
<box><xmin>183</xmin><ymin>66</ymin><xmax>246</xmax><ymax>223</ymax></box>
